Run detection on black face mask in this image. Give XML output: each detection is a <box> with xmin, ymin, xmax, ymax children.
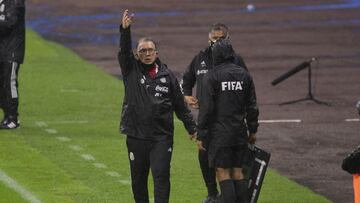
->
<box><xmin>210</xmin><ymin>36</ymin><xmax>227</xmax><ymax>50</ymax></box>
<box><xmin>210</xmin><ymin>40</ymin><xmax>215</xmax><ymax>50</ymax></box>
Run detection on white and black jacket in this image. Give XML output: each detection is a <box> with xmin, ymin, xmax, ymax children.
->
<box><xmin>118</xmin><ymin>26</ymin><xmax>196</xmax><ymax>141</ymax></box>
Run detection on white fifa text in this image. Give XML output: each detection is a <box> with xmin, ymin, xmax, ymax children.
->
<box><xmin>221</xmin><ymin>81</ymin><xmax>243</xmax><ymax>91</ymax></box>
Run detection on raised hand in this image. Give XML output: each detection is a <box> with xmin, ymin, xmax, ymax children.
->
<box><xmin>122</xmin><ymin>9</ymin><xmax>133</xmax><ymax>29</ymax></box>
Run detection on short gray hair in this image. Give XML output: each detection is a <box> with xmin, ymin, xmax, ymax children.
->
<box><xmin>136</xmin><ymin>37</ymin><xmax>157</xmax><ymax>50</ymax></box>
<box><xmin>209</xmin><ymin>23</ymin><xmax>230</xmax><ymax>39</ymax></box>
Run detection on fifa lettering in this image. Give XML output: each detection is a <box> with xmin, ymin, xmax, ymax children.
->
<box><xmin>221</xmin><ymin>81</ymin><xmax>243</xmax><ymax>91</ymax></box>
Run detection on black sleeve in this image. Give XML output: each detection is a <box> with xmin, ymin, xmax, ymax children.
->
<box><xmin>234</xmin><ymin>54</ymin><xmax>248</xmax><ymax>71</ymax></box>
<box><xmin>170</xmin><ymin>71</ymin><xmax>197</xmax><ymax>134</ymax></box>
<box><xmin>342</xmin><ymin>145</ymin><xmax>360</xmax><ymax>174</ymax></box>
<box><xmin>245</xmin><ymin>74</ymin><xmax>259</xmax><ymax>134</ymax></box>
<box><xmin>181</xmin><ymin>55</ymin><xmax>198</xmax><ymax>96</ymax></box>
<box><xmin>197</xmin><ymin>73</ymin><xmax>215</xmax><ymax>141</ymax></box>
<box><xmin>0</xmin><ymin>1</ymin><xmax>18</xmax><ymax>28</ymax></box>
<box><xmin>117</xmin><ymin>25</ymin><xmax>134</xmax><ymax>77</ymax></box>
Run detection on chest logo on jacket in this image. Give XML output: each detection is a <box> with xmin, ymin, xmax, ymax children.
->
<box><xmin>221</xmin><ymin>81</ymin><xmax>243</xmax><ymax>91</ymax></box>
<box><xmin>155</xmin><ymin>85</ymin><xmax>169</xmax><ymax>93</ymax></box>
<box><xmin>197</xmin><ymin>69</ymin><xmax>208</xmax><ymax>75</ymax></box>
<box><xmin>154</xmin><ymin>85</ymin><xmax>169</xmax><ymax>97</ymax></box>
<box><xmin>160</xmin><ymin>77</ymin><xmax>166</xmax><ymax>83</ymax></box>
<box><xmin>140</xmin><ymin>76</ymin><xmax>145</xmax><ymax>84</ymax></box>
<box><xmin>201</xmin><ymin>61</ymin><xmax>206</xmax><ymax>67</ymax></box>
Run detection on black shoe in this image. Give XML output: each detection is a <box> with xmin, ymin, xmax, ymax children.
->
<box><xmin>202</xmin><ymin>195</ymin><xmax>218</xmax><ymax>203</ymax></box>
<box><xmin>0</xmin><ymin>116</ymin><xmax>20</xmax><ymax>129</ymax></box>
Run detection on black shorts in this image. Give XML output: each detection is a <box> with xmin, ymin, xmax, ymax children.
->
<box><xmin>213</xmin><ymin>144</ymin><xmax>247</xmax><ymax>168</ymax></box>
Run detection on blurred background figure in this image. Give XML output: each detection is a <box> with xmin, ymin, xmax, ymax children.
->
<box><xmin>0</xmin><ymin>0</ymin><xmax>26</xmax><ymax>129</ymax></box>
<box><xmin>341</xmin><ymin>101</ymin><xmax>360</xmax><ymax>203</ymax></box>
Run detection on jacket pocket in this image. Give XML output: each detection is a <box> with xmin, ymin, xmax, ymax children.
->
<box><xmin>120</xmin><ymin>104</ymin><xmax>134</xmax><ymax>133</ymax></box>
<box><xmin>152</xmin><ymin>103</ymin><xmax>173</xmax><ymax>136</ymax></box>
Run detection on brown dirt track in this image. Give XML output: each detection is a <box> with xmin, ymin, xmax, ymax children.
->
<box><xmin>26</xmin><ymin>0</ymin><xmax>360</xmax><ymax>202</ymax></box>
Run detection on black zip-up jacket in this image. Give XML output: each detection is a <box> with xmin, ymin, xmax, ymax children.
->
<box><xmin>198</xmin><ymin>39</ymin><xmax>259</xmax><ymax>147</ymax></box>
<box><xmin>342</xmin><ymin>145</ymin><xmax>360</xmax><ymax>174</ymax></box>
<box><xmin>118</xmin><ymin>26</ymin><xmax>196</xmax><ymax>141</ymax></box>
<box><xmin>0</xmin><ymin>0</ymin><xmax>25</xmax><ymax>63</ymax></box>
<box><xmin>182</xmin><ymin>46</ymin><xmax>247</xmax><ymax>100</ymax></box>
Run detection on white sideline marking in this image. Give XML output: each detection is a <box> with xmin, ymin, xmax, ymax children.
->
<box><xmin>46</xmin><ymin>121</ymin><xmax>89</xmax><ymax>124</ymax></box>
<box><xmin>106</xmin><ymin>171</ymin><xmax>121</xmax><ymax>177</ymax></box>
<box><xmin>69</xmin><ymin>145</ymin><xmax>83</xmax><ymax>151</ymax></box>
<box><xmin>176</xmin><ymin>119</ymin><xmax>302</xmax><ymax>124</ymax></box>
<box><xmin>118</xmin><ymin>180</ymin><xmax>131</xmax><ymax>185</ymax></box>
<box><xmin>0</xmin><ymin>169</ymin><xmax>42</xmax><ymax>203</ymax></box>
<box><xmin>35</xmin><ymin>121</ymin><xmax>47</xmax><ymax>128</ymax></box>
<box><xmin>93</xmin><ymin>163</ymin><xmax>107</xmax><ymax>169</ymax></box>
<box><xmin>56</xmin><ymin>137</ymin><xmax>71</xmax><ymax>142</ymax></box>
<box><xmin>81</xmin><ymin>154</ymin><xmax>96</xmax><ymax>161</ymax></box>
<box><xmin>345</xmin><ymin>118</ymin><xmax>360</xmax><ymax>122</ymax></box>
<box><xmin>60</xmin><ymin>89</ymin><xmax>79</xmax><ymax>93</ymax></box>
<box><xmin>259</xmin><ymin>119</ymin><xmax>301</xmax><ymax>123</ymax></box>
<box><xmin>44</xmin><ymin>129</ymin><xmax>57</xmax><ymax>134</ymax></box>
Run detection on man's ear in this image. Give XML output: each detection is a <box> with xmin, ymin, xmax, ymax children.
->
<box><xmin>133</xmin><ymin>49</ymin><xmax>139</xmax><ymax>60</ymax></box>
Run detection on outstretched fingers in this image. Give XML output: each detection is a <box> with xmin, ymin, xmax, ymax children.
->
<box><xmin>122</xmin><ymin>9</ymin><xmax>134</xmax><ymax>29</ymax></box>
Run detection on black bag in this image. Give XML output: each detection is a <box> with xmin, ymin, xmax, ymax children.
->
<box><xmin>246</xmin><ymin>145</ymin><xmax>271</xmax><ymax>203</ymax></box>
<box><xmin>342</xmin><ymin>145</ymin><xmax>360</xmax><ymax>174</ymax></box>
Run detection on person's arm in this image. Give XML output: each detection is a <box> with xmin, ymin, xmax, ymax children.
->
<box><xmin>182</xmin><ymin>56</ymin><xmax>199</xmax><ymax>108</ymax></box>
<box><xmin>245</xmin><ymin>74</ymin><xmax>259</xmax><ymax>143</ymax></box>
<box><xmin>170</xmin><ymin>71</ymin><xmax>197</xmax><ymax>137</ymax></box>
<box><xmin>118</xmin><ymin>9</ymin><xmax>134</xmax><ymax>77</ymax></box>
<box><xmin>0</xmin><ymin>1</ymin><xmax>18</xmax><ymax>28</ymax></box>
<box><xmin>197</xmin><ymin>73</ymin><xmax>215</xmax><ymax>144</ymax></box>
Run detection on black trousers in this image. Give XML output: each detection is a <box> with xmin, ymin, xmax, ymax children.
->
<box><xmin>126</xmin><ymin>136</ymin><xmax>173</xmax><ymax>203</ymax></box>
<box><xmin>0</xmin><ymin>61</ymin><xmax>20</xmax><ymax>118</ymax></box>
<box><xmin>198</xmin><ymin>138</ymin><xmax>218</xmax><ymax>197</ymax></box>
